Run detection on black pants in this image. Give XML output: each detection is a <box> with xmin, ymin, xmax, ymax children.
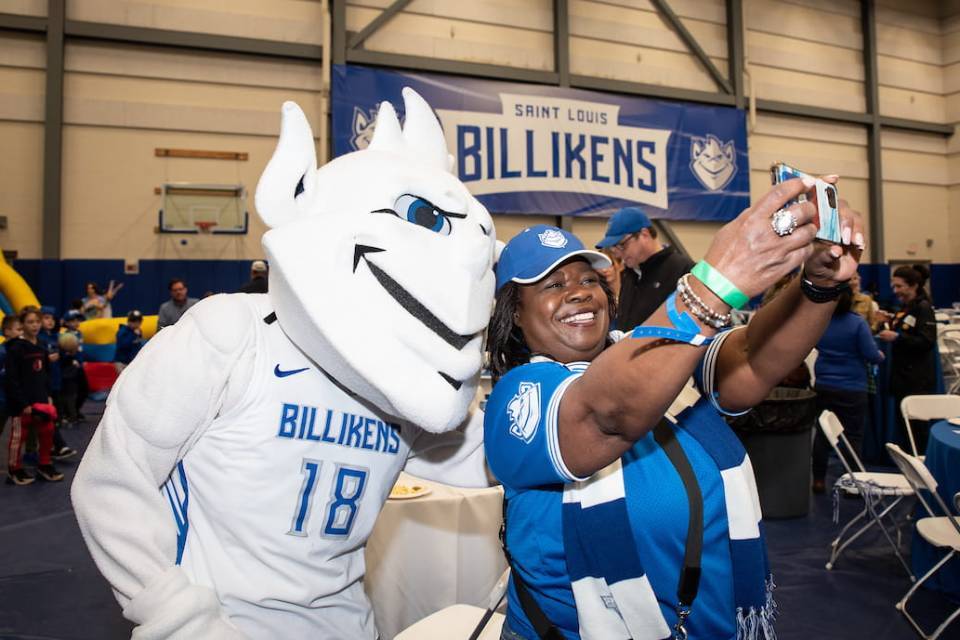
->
<box><xmin>813</xmin><ymin>385</ymin><xmax>867</xmax><ymax>480</ymax></box>
<box><xmin>59</xmin><ymin>379</ymin><xmax>79</xmax><ymax>422</ymax></box>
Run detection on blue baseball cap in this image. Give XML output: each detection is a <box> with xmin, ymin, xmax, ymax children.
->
<box><xmin>496</xmin><ymin>225</ymin><xmax>611</xmax><ymax>293</ymax></box>
<box><xmin>40</xmin><ymin>305</ymin><xmax>57</xmax><ymax>317</ymax></box>
<box><xmin>595</xmin><ymin>207</ymin><xmax>652</xmax><ymax>249</ymax></box>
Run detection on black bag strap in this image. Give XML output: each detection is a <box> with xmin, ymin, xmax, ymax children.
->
<box><xmin>500</xmin><ymin>496</ymin><xmax>567</xmax><ymax>640</ymax></box>
<box><xmin>653</xmin><ymin>418</ymin><xmax>704</xmax><ymax>631</ymax></box>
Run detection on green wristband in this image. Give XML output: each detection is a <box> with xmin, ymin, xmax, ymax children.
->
<box><xmin>691</xmin><ymin>261</ymin><xmax>749</xmax><ymax>310</ymax></box>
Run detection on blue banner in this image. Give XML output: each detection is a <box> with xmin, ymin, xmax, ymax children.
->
<box><xmin>333</xmin><ymin>64</ymin><xmax>749</xmax><ymax>221</ymax></box>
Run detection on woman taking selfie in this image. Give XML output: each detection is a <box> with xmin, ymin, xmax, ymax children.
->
<box><xmin>484</xmin><ymin>176</ymin><xmax>862</xmax><ymax>640</ymax></box>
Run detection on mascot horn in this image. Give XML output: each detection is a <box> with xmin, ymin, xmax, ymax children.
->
<box><xmin>71</xmin><ymin>88</ymin><xmax>496</xmax><ymax>639</ymax></box>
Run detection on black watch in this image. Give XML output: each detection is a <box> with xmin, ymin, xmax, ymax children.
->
<box><xmin>800</xmin><ymin>276</ymin><xmax>850</xmax><ymax>303</ymax></box>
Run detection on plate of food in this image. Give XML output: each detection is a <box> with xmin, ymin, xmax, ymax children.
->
<box><xmin>389</xmin><ymin>483</ymin><xmax>432</xmax><ymax>500</ymax></box>
<box><xmin>948</xmin><ymin>417</ymin><xmax>960</xmax><ymax>426</ymax></box>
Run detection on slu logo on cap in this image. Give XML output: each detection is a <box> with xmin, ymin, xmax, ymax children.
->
<box><xmin>690</xmin><ymin>134</ymin><xmax>737</xmax><ymax>192</ymax></box>
<box><xmin>507</xmin><ymin>382</ymin><xmax>541</xmax><ymax>443</ymax></box>
<box><xmin>538</xmin><ymin>229</ymin><xmax>568</xmax><ymax>249</ymax></box>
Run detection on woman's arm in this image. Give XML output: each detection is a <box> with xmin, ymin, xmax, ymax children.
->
<box><xmin>557</xmin><ymin>177</ymin><xmax>828</xmax><ymax>477</ymax></box>
<box><xmin>857</xmin><ymin>316</ymin><xmax>885</xmax><ymax>364</ymax></box>
<box><xmin>105</xmin><ymin>280</ymin><xmax>124</xmax><ymax>302</ymax></box>
<box><xmin>711</xmin><ymin>201</ymin><xmax>864</xmax><ymax>411</ymax></box>
<box><xmin>895</xmin><ymin>301</ymin><xmax>936</xmax><ymax>351</ymax></box>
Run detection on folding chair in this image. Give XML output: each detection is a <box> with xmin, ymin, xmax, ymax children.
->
<box><xmin>818</xmin><ymin>410</ymin><xmax>915</xmax><ymax>577</ymax></box>
<box><xmin>394</xmin><ymin>568</ymin><xmax>509</xmax><ymax>640</ymax></box>
<box><xmin>900</xmin><ymin>395</ymin><xmax>960</xmax><ymax>458</ymax></box>
<box><xmin>937</xmin><ymin>336</ymin><xmax>960</xmax><ymax>395</ymax></box>
<box><xmin>885</xmin><ymin>444</ymin><xmax>960</xmax><ymax>640</ymax></box>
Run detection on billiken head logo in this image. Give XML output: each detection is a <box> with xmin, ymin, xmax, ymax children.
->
<box><xmin>350</xmin><ymin>106</ymin><xmax>378</xmax><ymax>151</ymax></box>
<box><xmin>690</xmin><ymin>134</ymin><xmax>737</xmax><ymax>192</ymax></box>
<box><xmin>538</xmin><ymin>228</ymin><xmax>568</xmax><ymax>249</ymax></box>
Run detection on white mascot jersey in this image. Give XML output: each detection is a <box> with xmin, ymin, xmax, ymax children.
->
<box><xmin>71</xmin><ymin>88</ymin><xmax>497</xmax><ymax>639</ymax></box>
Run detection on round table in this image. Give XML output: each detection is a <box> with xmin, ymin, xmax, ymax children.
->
<box><xmin>911</xmin><ymin>420</ymin><xmax>960</xmax><ymax>599</ymax></box>
<box><xmin>862</xmin><ymin>340</ymin><xmax>945</xmax><ymax>465</ymax></box>
<box><xmin>364</xmin><ymin>473</ymin><xmax>506</xmax><ymax>640</ymax></box>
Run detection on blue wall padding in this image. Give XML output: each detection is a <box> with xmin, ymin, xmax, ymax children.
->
<box><xmin>10</xmin><ymin>259</ymin><xmax>960</xmax><ymax>317</ymax></box>
<box><xmin>858</xmin><ymin>263</ymin><xmax>960</xmax><ymax>310</ymax></box>
<box><xmin>931</xmin><ymin>264</ymin><xmax>960</xmax><ymax>308</ymax></box>
<box><xmin>15</xmin><ymin>259</ymin><xmax>255</xmax><ymax>319</ymax></box>
<box><xmin>83</xmin><ymin>343</ymin><xmax>116</xmax><ymax>363</ymax></box>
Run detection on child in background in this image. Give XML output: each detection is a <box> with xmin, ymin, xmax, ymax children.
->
<box><xmin>113</xmin><ymin>309</ymin><xmax>145</xmax><ymax>373</ymax></box>
<box><xmin>0</xmin><ymin>315</ymin><xmax>21</xmax><ymax>442</ymax></box>
<box><xmin>62</xmin><ymin>309</ymin><xmax>88</xmax><ymax>422</ymax></box>
<box><xmin>5</xmin><ymin>307</ymin><xmax>63</xmax><ymax>485</ymax></box>
<box><xmin>58</xmin><ymin>332</ymin><xmax>83</xmax><ymax>427</ymax></box>
<box><xmin>62</xmin><ymin>310</ymin><xmax>83</xmax><ymax>345</ymax></box>
<box><xmin>38</xmin><ymin>307</ymin><xmax>62</xmax><ymax>400</ymax></box>
<box><xmin>38</xmin><ymin>307</ymin><xmax>74</xmax><ymax>463</ymax></box>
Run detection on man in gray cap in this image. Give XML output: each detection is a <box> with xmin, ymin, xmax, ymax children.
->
<box><xmin>596</xmin><ymin>206</ymin><xmax>693</xmax><ymax>330</ymax></box>
<box><xmin>239</xmin><ymin>259</ymin><xmax>269</xmax><ymax>294</ymax></box>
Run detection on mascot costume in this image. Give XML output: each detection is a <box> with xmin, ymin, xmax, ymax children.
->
<box><xmin>72</xmin><ymin>88</ymin><xmax>497</xmax><ymax>639</ymax></box>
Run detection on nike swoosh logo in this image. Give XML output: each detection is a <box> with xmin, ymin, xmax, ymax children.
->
<box><xmin>274</xmin><ymin>364</ymin><xmax>309</xmax><ymax>378</ymax></box>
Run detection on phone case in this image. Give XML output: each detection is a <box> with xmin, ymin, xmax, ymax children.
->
<box><xmin>769</xmin><ymin>162</ymin><xmax>841</xmax><ymax>244</ymax></box>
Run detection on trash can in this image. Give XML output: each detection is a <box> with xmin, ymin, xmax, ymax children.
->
<box><xmin>728</xmin><ymin>387</ymin><xmax>818</xmax><ymax>519</ymax></box>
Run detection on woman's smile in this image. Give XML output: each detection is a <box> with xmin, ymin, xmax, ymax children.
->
<box><xmin>516</xmin><ymin>259</ymin><xmax>610</xmax><ymax>363</ymax></box>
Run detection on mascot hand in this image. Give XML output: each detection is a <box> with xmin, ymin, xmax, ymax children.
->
<box><xmin>124</xmin><ymin>567</ymin><xmax>249</xmax><ymax>640</ymax></box>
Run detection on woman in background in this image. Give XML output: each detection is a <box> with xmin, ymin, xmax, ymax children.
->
<box><xmin>596</xmin><ymin>247</ymin><xmax>623</xmax><ymax>303</ymax></box>
<box><xmin>811</xmin><ymin>289</ymin><xmax>884</xmax><ymax>493</ymax></box>
<box><xmin>877</xmin><ymin>264</ymin><xmax>937</xmax><ymax>454</ymax></box>
<box><xmin>849</xmin><ymin>271</ymin><xmax>878</xmax><ymax>330</ymax></box>
<box><xmin>82</xmin><ymin>280</ymin><xmax>123</xmax><ymax>320</ymax></box>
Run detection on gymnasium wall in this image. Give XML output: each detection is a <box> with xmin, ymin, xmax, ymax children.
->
<box><xmin>1</xmin><ymin>0</ymin><xmax>958</xmax><ymax>304</ymax></box>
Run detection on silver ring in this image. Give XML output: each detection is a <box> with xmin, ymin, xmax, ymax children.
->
<box><xmin>771</xmin><ymin>208</ymin><xmax>798</xmax><ymax>237</ymax></box>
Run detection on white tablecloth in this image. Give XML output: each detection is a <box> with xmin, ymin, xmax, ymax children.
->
<box><xmin>365</xmin><ymin>472</ymin><xmax>506</xmax><ymax>640</ymax></box>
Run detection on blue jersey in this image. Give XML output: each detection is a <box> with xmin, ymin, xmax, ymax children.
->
<box><xmin>484</xmin><ymin>330</ymin><xmax>744</xmax><ymax>640</ymax></box>
<box><xmin>115</xmin><ymin>324</ymin><xmax>145</xmax><ymax>365</ymax></box>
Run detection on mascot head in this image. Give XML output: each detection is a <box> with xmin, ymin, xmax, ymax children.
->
<box><xmin>255</xmin><ymin>88</ymin><xmax>496</xmax><ymax>433</ymax></box>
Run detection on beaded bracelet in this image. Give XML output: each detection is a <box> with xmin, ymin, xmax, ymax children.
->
<box><xmin>677</xmin><ymin>273</ymin><xmax>732</xmax><ymax>329</ymax></box>
<box><xmin>691</xmin><ymin>261</ymin><xmax>749</xmax><ymax>310</ymax></box>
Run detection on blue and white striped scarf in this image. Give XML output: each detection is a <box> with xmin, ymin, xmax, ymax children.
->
<box><xmin>561</xmin><ymin>397</ymin><xmax>775</xmax><ymax>640</ymax></box>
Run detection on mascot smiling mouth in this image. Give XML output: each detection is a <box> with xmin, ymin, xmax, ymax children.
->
<box><xmin>353</xmin><ymin>244</ymin><xmax>476</xmax><ymax>363</ymax></box>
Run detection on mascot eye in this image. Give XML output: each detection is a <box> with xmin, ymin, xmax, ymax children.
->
<box><xmin>395</xmin><ymin>195</ymin><xmax>452</xmax><ymax>235</ymax></box>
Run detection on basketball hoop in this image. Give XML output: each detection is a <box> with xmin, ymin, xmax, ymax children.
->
<box><xmin>195</xmin><ymin>221</ymin><xmax>218</xmax><ymax>234</ymax></box>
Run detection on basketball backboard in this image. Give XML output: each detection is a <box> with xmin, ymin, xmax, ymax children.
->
<box><xmin>158</xmin><ymin>183</ymin><xmax>249</xmax><ymax>234</ymax></box>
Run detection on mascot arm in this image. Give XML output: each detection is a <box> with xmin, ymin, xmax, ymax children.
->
<box><xmin>404</xmin><ymin>407</ymin><xmax>490</xmax><ymax>488</ymax></box>
<box><xmin>71</xmin><ymin>296</ymin><xmax>257</xmax><ymax>639</ymax></box>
